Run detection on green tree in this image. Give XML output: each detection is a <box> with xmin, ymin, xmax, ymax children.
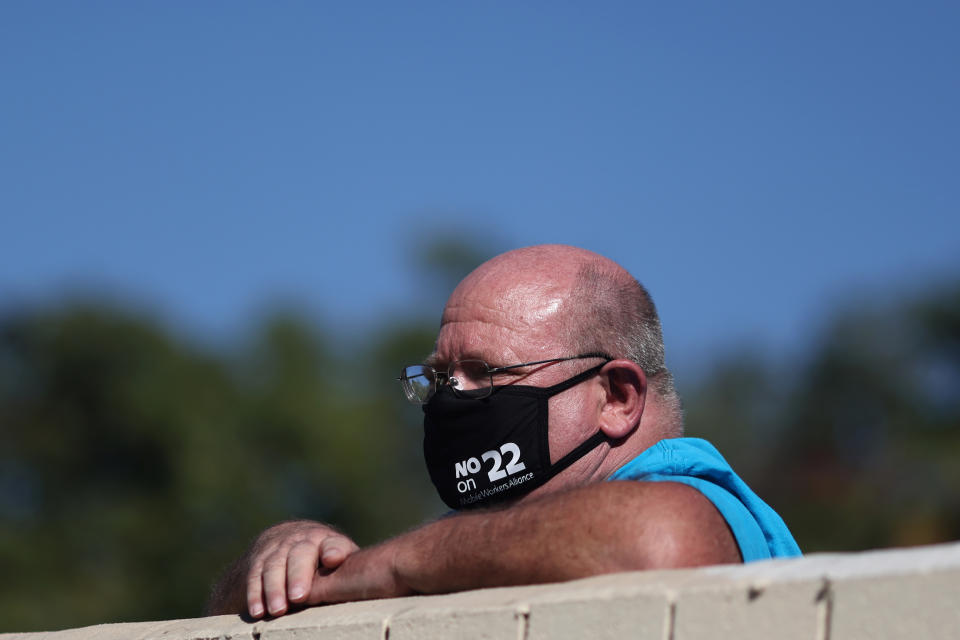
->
<box><xmin>0</xmin><ymin>304</ymin><xmax>440</xmax><ymax>631</ymax></box>
<box><xmin>683</xmin><ymin>281</ymin><xmax>960</xmax><ymax>552</ymax></box>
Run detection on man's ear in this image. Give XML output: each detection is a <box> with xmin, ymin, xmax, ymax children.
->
<box><xmin>597</xmin><ymin>360</ymin><xmax>646</xmax><ymax>440</ymax></box>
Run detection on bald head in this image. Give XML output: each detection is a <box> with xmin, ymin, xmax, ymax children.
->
<box><xmin>452</xmin><ymin>244</ymin><xmax>611</xmax><ymax>292</ymax></box>
<box><xmin>443</xmin><ymin>245</ymin><xmax>609</xmax><ymax>341</ymax></box>
<box><xmin>442</xmin><ymin>245</ymin><xmax>679</xmax><ymax>407</ymax></box>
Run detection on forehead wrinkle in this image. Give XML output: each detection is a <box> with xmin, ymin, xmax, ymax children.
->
<box><xmin>441</xmin><ymin>298</ymin><xmax>511</xmax><ymax>326</ymax></box>
<box><xmin>435</xmin><ymin>319</ymin><xmax>527</xmax><ymax>364</ymax></box>
<box><xmin>436</xmin><ymin>313</ymin><xmax>571</xmax><ymax>367</ymax></box>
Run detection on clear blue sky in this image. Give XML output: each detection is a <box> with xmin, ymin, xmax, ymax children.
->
<box><xmin>2</xmin><ymin>2</ymin><xmax>958</xmax><ymax>380</ymax></box>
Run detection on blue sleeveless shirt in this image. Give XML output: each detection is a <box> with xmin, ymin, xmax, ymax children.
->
<box><xmin>608</xmin><ymin>438</ymin><xmax>801</xmax><ymax>561</ymax></box>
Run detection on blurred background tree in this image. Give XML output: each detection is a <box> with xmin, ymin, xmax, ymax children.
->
<box><xmin>685</xmin><ymin>281</ymin><xmax>960</xmax><ymax>551</ymax></box>
<box><xmin>1</xmin><ymin>240</ymin><xmax>957</xmax><ymax>631</ymax></box>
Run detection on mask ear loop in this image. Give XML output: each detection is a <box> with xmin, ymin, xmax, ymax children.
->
<box><xmin>541</xmin><ymin>361</ymin><xmax>610</xmax><ymax>396</ymax></box>
<box><xmin>543</xmin><ymin>430</ymin><xmax>609</xmax><ymax>478</ymax></box>
<box><xmin>533</xmin><ymin>360</ymin><xmax>611</xmax><ymax>488</ymax></box>
<box><xmin>506</xmin><ymin>429</ymin><xmax>608</xmax><ymax>503</ymax></box>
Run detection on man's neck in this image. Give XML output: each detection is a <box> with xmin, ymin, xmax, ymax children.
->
<box><xmin>597</xmin><ymin>403</ymin><xmax>681</xmax><ymax>480</ymax></box>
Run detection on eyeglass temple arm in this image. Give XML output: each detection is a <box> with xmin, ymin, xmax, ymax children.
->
<box><xmin>487</xmin><ymin>352</ymin><xmax>612</xmax><ymax>374</ymax></box>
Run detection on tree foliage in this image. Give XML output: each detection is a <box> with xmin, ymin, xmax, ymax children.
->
<box><xmin>686</xmin><ymin>282</ymin><xmax>960</xmax><ymax>552</ymax></box>
<box><xmin>0</xmin><ymin>303</ymin><xmax>439</xmax><ymax>631</ymax></box>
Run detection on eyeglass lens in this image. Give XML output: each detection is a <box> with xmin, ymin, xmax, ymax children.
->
<box><xmin>401</xmin><ymin>360</ymin><xmax>498</xmax><ymax>404</ymax></box>
<box><xmin>447</xmin><ymin>360</ymin><xmax>491</xmax><ymax>391</ymax></box>
<box><xmin>401</xmin><ymin>365</ymin><xmax>434</xmax><ymax>404</ymax></box>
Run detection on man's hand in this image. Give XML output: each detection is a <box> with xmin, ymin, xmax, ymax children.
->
<box><xmin>247</xmin><ymin>520</ymin><xmax>360</xmax><ymax>617</ymax></box>
<box><xmin>206</xmin><ymin>520</ymin><xmax>359</xmax><ymax>617</ymax></box>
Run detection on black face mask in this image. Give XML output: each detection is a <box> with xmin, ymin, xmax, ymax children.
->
<box><xmin>422</xmin><ymin>363</ymin><xmax>609</xmax><ymax>510</ymax></box>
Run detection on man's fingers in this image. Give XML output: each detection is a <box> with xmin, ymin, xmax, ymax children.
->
<box><xmin>245</xmin><ymin>563</ymin><xmax>266</xmax><ymax>619</ymax></box>
<box><xmin>286</xmin><ymin>540</ymin><xmax>322</xmax><ymax>604</ymax></box>
<box><xmin>238</xmin><ymin>522</ymin><xmax>360</xmax><ymax>618</ymax></box>
<box><xmin>261</xmin><ymin>552</ymin><xmax>291</xmax><ymax>616</ymax></box>
<box><xmin>319</xmin><ymin>534</ymin><xmax>360</xmax><ymax>569</ymax></box>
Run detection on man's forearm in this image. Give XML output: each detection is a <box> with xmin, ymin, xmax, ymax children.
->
<box><xmin>318</xmin><ymin>480</ymin><xmax>739</xmax><ymax>603</ymax></box>
<box><xmin>392</xmin><ymin>482</ymin><xmax>660</xmax><ymax>593</ymax></box>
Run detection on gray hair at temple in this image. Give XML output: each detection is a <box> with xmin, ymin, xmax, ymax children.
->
<box><xmin>564</xmin><ymin>264</ymin><xmax>683</xmax><ymax>431</ymax></box>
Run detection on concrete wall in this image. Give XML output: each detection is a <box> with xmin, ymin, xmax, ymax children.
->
<box><xmin>3</xmin><ymin>542</ymin><xmax>958</xmax><ymax>640</ymax></box>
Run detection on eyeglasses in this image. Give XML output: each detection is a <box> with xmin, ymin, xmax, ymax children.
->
<box><xmin>398</xmin><ymin>352</ymin><xmax>612</xmax><ymax>405</ymax></box>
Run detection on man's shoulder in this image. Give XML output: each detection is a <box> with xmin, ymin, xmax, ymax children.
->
<box><xmin>580</xmin><ymin>480</ymin><xmax>742</xmax><ymax>567</ymax></box>
<box><xmin>606</xmin><ymin>437</ymin><xmax>802</xmax><ymax>561</ymax></box>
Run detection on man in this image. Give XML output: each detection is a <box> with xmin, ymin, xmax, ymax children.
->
<box><xmin>207</xmin><ymin>244</ymin><xmax>800</xmax><ymax>617</ymax></box>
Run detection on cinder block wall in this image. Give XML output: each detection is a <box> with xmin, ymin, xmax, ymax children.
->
<box><xmin>3</xmin><ymin>542</ymin><xmax>958</xmax><ymax>640</ymax></box>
